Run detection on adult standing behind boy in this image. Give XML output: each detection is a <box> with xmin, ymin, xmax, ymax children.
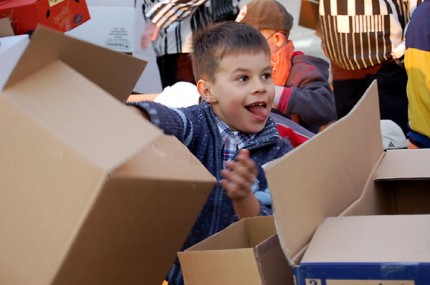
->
<box><xmin>404</xmin><ymin>0</ymin><xmax>430</xmax><ymax>148</ymax></box>
<box><xmin>128</xmin><ymin>21</ymin><xmax>293</xmax><ymax>285</ymax></box>
<box><xmin>316</xmin><ymin>0</ymin><xmax>423</xmax><ymax>134</ymax></box>
<box><xmin>236</xmin><ymin>0</ymin><xmax>336</xmax><ymax>134</ymax></box>
<box><xmin>141</xmin><ymin>0</ymin><xmax>242</xmax><ymax>89</ymax></box>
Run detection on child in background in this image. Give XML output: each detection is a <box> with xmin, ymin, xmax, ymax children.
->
<box><xmin>404</xmin><ymin>0</ymin><xmax>430</xmax><ymax>148</ymax></box>
<box><xmin>236</xmin><ymin>0</ymin><xmax>336</xmax><ymax>133</ymax></box>
<box><xmin>127</xmin><ymin>21</ymin><xmax>293</xmax><ymax>285</ymax></box>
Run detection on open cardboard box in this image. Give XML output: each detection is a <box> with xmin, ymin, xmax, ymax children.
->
<box><xmin>178</xmin><ymin>216</ymin><xmax>292</xmax><ymax>285</ymax></box>
<box><xmin>0</xmin><ymin>34</ymin><xmax>29</xmax><ymax>89</ymax></box>
<box><xmin>0</xmin><ymin>0</ymin><xmax>90</xmax><ymax>35</ymax></box>
<box><xmin>179</xmin><ymin>81</ymin><xmax>430</xmax><ymax>284</ymax></box>
<box><xmin>264</xmin><ymin>81</ymin><xmax>430</xmax><ymax>284</ymax></box>
<box><xmin>0</xmin><ymin>26</ymin><xmax>215</xmax><ymax>284</ymax></box>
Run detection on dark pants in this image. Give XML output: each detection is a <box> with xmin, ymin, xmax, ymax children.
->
<box><xmin>156</xmin><ymin>53</ymin><xmax>196</xmax><ymax>89</ymax></box>
<box><xmin>333</xmin><ymin>61</ymin><xmax>409</xmax><ymax>135</ymax></box>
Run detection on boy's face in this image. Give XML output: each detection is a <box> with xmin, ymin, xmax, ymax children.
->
<box><xmin>199</xmin><ymin>51</ymin><xmax>275</xmax><ymax>133</ymax></box>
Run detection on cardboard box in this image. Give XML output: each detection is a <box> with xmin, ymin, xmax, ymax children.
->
<box><xmin>66</xmin><ymin>0</ymin><xmax>136</xmax><ymax>53</ymax></box>
<box><xmin>296</xmin><ymin>214</ymin><xmax>430</xmax><ymax>285</ymax></box>
<box><xmin>0</xmin><ymin>0</ymin><xmax>90</xmax><ymax>35</ymax></box>
<box><xmin>264</xmin><ymin>81</ymin><xmax>430</xmax><ymax>284</ymax></box>
<box><xmin>178</xmin><ymin>81</ymin><xmax>430</xmax><ymax>284</ymax></box>
<box><xmin>178</xmin><ymin>216</ymin><xmax>293</xmax><ymax>285</ymax></box>
<box><xmin>0</xmin><ymin>34</ymin><xmax>29</xmax><ymax>89</ymax></box>
<box><xmin>0</xmin><ymin>26</ymin><xmax>215</xmax><ymax>285</ymax></box>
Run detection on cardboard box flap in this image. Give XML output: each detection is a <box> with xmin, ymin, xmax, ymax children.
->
<box><xmin>264</xmin><ymin>81</ymin><xmax>383</xmax><ymax>265</ymax></box>
<box><xmin>1</xmin><ymin>27</ymin><xmax>160</xmax><ymax>171</ymax></box>
<box><xmin>53</xmin><ymin>173</ymin><xmax>215</xmax><ymax>285</ymax></box>
<box><xmin>301</xmin><ymin>215</ymin><xmax>430</xmax><ymax>263</ymax></box>
<box><xmin>375</xmin><ymin>149</ymin><xmax>430</xmax><ymax>181</ymax></box>
<box><xmin>2</xmin><ymin>59</ymin><xmax>161</xmax><ymax>171</ymax></box>
<box><xmin>187</xmin><ymin>216</ymin><xmax>276</xmax><ymax>252</ymax></box>
<box><xmin>3</xmin><ymin>26</ymin><xmax>146</xmax><ymax>102</ymax></box>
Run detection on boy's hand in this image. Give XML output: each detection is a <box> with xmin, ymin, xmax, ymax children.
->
<box><xmin>220</xmin><ymin>149</ymin><xmax>260</xmax><ymax>218</ymax></box>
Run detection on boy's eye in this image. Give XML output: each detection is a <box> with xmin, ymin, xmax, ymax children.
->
<box><xmin>262</xmin><ymin>72</ymin><xmax>272</xmax><ymax>80</ymax></box>
<box><xmin>237</xmin><ymin>75</ymin><xmax>249</xmax><ymax>82</ymax></box>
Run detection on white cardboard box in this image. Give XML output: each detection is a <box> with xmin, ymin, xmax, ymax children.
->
<box><xmin>66</xmin><ymin>0</ymin><xmax>136</xmax><ymax>53</ymax></box>
<box><xmin>0</xmin><ymin>34</ymin><xmax>29</xmax><ymax>89</ymax></box>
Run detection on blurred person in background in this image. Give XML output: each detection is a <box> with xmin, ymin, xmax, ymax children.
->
<box><xmin>316</xmin><ymin>0</ymin><xmax>424</xmax><ymax>135</ymax></box>
<box><xmin>404</xmin><ymin>0</ymin><xmax>430</xmax><ymax>148</ymax></box>
<box><xmin>141</xmin><ymin>0</ymin><xmax>242</xmax><ymax>89</ymax></box>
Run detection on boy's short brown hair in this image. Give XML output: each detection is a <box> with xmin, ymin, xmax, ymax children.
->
<box><xmin>191</xmin><ymin>21</ymin><xmax>271</xmax><ymax>82</ymax></box>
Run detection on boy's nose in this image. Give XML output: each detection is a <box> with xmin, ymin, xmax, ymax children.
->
<box><xmin>251</xmin><ymin>79</ymin><xmax>266</xmax><ymax>94</ymax></box>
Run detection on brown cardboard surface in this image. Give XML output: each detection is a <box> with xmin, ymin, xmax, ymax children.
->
<box><xmin>302</xmin><ymin>215</ymin><xmax>430</xmax><ymax>262</ymax></box>
<box><xmin>264</xmin><ymin>79</ymin><xmax>430</xmax><ymax>282</ymax></box>
<box><xmin>264</xmin><ymin>81</ymin><xmax>383</xmax><ymax>265</ymax></box>
<box><xmin>0</xmin><ymin>26</ymin><xmax>215</xmax><ymax>285</ymax></box>
<box><xmin>373</xmin><ymin>149</ymin><xmax>430</xmax><ymax>215</ymax></box>
<box><xmin>375</xmin><ymin>149</ymin><xmax>430</xmax><ymax>180</ymax></box>
<box><xmin>179</xmin><ymin>216</ymin><xmax>292</xmax><ymax>285</ymax></box>
<box><xmin>5</xmin><ymin>26</ymin><xmax>144</xmax><ymax>102</ymax></box>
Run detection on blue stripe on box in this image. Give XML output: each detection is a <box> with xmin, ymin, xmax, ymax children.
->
<box><xmin>294</xmin><ymin>262</ymin><xmax>430</xmax><ymax>285</ymax></box>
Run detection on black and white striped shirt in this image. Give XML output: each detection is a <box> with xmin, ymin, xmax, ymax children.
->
<box><xmin>318</xmin><ymin>0</ymin><xmax>423</xmax><ymax>70</ymax></box>
<box><xmin>143</xmin><ymin>0</ymin><xmax>241</xmax><ymax>56</ymax></box>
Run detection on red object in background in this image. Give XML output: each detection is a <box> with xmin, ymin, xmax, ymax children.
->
<box><xmin>0</xmin><ymin>0</ymin><xmax>90</xmax><ymax>35</ymax></box>
<box><xmin>270</xmin><ymin>112</ymin><xmax>315</xmax><ymax>148</ymax></box>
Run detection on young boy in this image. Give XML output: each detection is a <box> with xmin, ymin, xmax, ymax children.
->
<box><xmin>127</xmin><ymin>21</ymin><xmax>293</xmax><ymax>285</ymax></box>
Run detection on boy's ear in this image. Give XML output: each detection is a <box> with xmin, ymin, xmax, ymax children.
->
<box><xmin>274</xmin><ymin>32</ymin><xmax>287</xmax><ymax>48</ymax></box>
<box><xmin>197</xmin><ymin>79</ymin><xmax>217</xmax><ymax>103</ymax></box>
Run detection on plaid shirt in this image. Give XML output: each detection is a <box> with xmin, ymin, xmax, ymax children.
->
<box><xmin>214</xmin><ymin>116</ymin><xmax>255</xmax><ymax>167</ymax></box>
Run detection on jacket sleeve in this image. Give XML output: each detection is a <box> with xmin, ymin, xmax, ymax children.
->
<box><xmin>146</xmin><ymin>0</ymin><xmax>207</xmax><ymax>29</ymax></box>
<box><xmin>275</xmin><ymin>54</ymin><xmax>336</xmax><ymax>132</ymax></box>
<box><xmin>127</xmin><ymin>101</ymin><xmax>196</xmax><ymax>146</ymax></box>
